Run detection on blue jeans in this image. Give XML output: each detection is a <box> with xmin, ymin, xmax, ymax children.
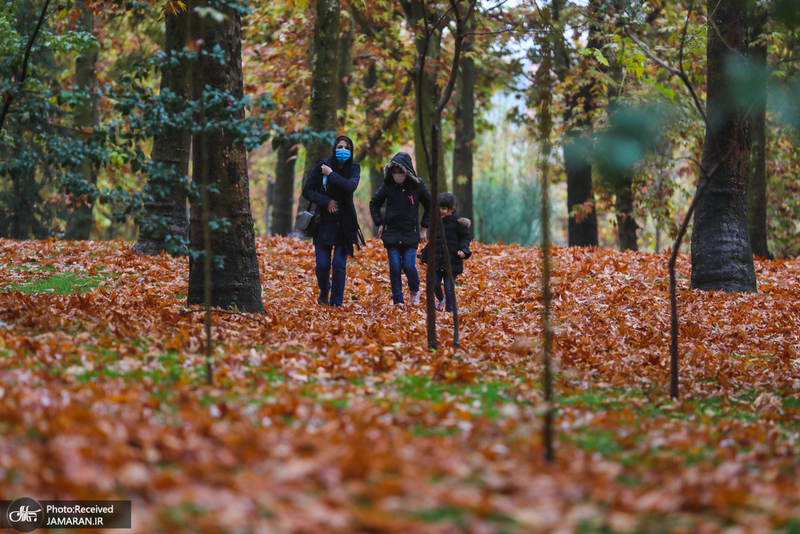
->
<box><xmin>386</xmin><ymin>245</ymin><xmax>420</xmax><ymax>304</ymax></box>
<box><xmin>434</xmin><ymin>270</ymin><xmax>456</xmax><ymax>312</ymax></box>
<box><xmin>315</xmin><ymin>244</ymin><xmax>348</xmax><ymax>306</ymax></box>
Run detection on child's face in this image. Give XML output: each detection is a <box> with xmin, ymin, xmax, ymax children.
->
<box><xmin>439</xmin><ymin>206</ymin><xmax>455</xmax><ymax>218</ymax></box>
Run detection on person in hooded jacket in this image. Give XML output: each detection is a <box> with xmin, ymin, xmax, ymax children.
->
<box><xmin>369</xmin><ymin>152</ymin><xmax>431</xmax><ymax>306</ymax></box>
<box><xmin>302</xmin><ymin>135</ymin><xmax>364</xmax><ymax>307</ymax></box>
<box><xmin>419</xmin><ymin>192</ymin><xmax>472</xmax><ymax>312</ymax></box>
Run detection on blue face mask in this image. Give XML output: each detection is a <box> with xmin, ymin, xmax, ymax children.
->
<box><xmin>335</xmin><ymin>149</ymin><xmax>351</xmax><ymax>162</ymax></box>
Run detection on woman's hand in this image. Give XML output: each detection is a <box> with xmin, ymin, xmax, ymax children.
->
<box><xmin>321</xmin><ymin>164</ymin><xmax>332</xmax><ymax>176</ymax></box>
<box><xmin>378</xmin><ymin>225</ymin><xmax>384</xmax><ymax>238</ymax></box>
<box><xmin>327</xmin><ymin>199</ymin><xmax>339</xmax><ymax>214</ymax></box>
<box><xmin>458</xmin><ymin>250</ymin><xmax>466</xmax><ymax>258</ymax></box>
<box><xmin>419</xmin><ymin>228</ymin><xmax>428</xmax><ymax>243</ymax></box>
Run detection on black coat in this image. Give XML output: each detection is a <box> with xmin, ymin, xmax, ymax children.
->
<box><xmin>419</xmin><ymin>213</ymin><xmax>472</xmax><ymax>275</ymax></box>
<box><xmin>369</xmin><ymin>152</ymin><xmax>431</xmax><ymax>248</ymax></box>
<box><xmin>302</xmin><ymin>157</ymin><xmax>362</xmax><ymax>253</ymax></box>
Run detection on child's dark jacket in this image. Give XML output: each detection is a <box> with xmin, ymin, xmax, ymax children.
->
<box><xmin>419</xmin><ymin>213</ymin><xmax>472</xmax><ymax>275</ymax></box>
<box><xmin>369</xmin><ymin>152</ymin><xmax>431</xmax><ymax>248</ymax></box>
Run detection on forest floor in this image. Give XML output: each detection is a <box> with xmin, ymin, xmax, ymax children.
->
<box><xmin>1</xmin><ymin>236</ymin><xmax>799</xmax><ymax>534</ymax></box>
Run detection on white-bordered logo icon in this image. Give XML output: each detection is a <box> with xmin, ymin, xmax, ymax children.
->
<box><xmin>7</xmin><ymin>498</ymin><xmax>43</xmax><ymax>532</ymax></box>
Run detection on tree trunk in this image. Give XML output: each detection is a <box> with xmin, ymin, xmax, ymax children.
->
<box><xmin>188</xmin><ymin>3</ymin><xmax>264</xmax><ymax>313</ymax></box>
<box><xmin>64</xmin><ymin>5</ymin><xmax>97</xmax><ymax>241</ymax></box>
<box><xmin>556</xmin><ymin>0</ymin><xmax>598</xmax><ymax>247</ymax></box>
<box><xmin>607</xmin><ymin>42</ymin><xmax>637</xmax><ymax>251</ymax></box>
<box><xmin>747</xmin><ymin>10</ymin><xmax>770</xmax><ymax>259</ymax></box>
<box><xmin>299</xmin><ymin>0</ymin><xmax>340</xmax><ymax>206</ymax></box>
<box><xmin>690</xmin><ymin>0</ymin><xmax>756</xmax><ymax>292</ymax></box>
<box><xmin>337</xmin><ymin>21</ymin><xmax>354</xmax><ymax>129</ymax></box>
<box><xmin>452</xmin><ymin>26</ymin><xmax>474</xmax><ymax>225</ymax></box>
<box><xmin>133</xmin><ymin>7</ymin><xmax>191</xmax><ymax>255</ymax></box>
<box><xmin>564</xmin><ymin>125</ymin><xmax>598</xmax><ymax>246</ymax></box>
<box><xmin>270</xmin><ymin>141</ymin><xmax>297</xmax><ymax>236</ymax></box>
<box><xmin>409</xmin><ymin>0</ymin><xmax>445</xmax><ymax>193</ymax></box>
<box><xmin>615</xmin><ymin>174</ymin><xmax>638</xmax><ymax>251</ymax></box>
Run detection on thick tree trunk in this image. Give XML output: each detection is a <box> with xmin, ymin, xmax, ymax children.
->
<box><xmin>691</xmin><ymin>0</ymin><xmax>756</xmax><ymax>292</ymax></box>
<box><xmin>133</xmin><ymin>7</ymin><xmax>191</xmax><ymax>255</ymax></box>
<box><xmin>615</xmin><ymin>174</ymin><xmax>638</xmax><ymax>251</ymax></box>
<box><xmin>271</xmin><ymin>142</ymin><xmax>297</xmax><ymax>236</ymax></box>
<box><xmin>452</xmin><ymin>28</ymin><xmax>474</xmax><ymax>225</ymax></box>
<box><xmin>64</xmin><ymin>6</ymin><xmax>97</xmax><ymax>241</ymax></box>
<box><xmin>188</xmin><ymin>3</ymin><xmax>263</xmax><ymax>313</ymax></box>
<box><xmin>409</xmin><ymin>0</ymin><xmax>445</xmax><ymax>192</ymax></box>
<box><xmin>337</xmin><ymin>21</ymin><xmax>354</xmax><ymax>129</ymax></box>
<box><xmin>299</xmin><ymin>0</ymin><xmax>340</xmax><ymax>204</ymax></box>
<box><xmin>607</xmin><ymin>52</ymin><xmax>637</xmax><ymax>251</ymax></box>
<box><xmin>557</xmin><ymin>0</ymin><xmax>598</xmax><ymax>247</ymax></box>
<box><xmin>747</xmin><ymin>11</ymin><xmax>770</xmax><ymax>259</ymax></box>
<box><xmin>564</xmin><ymin>125</ymin><xmax>598</xmax><ymax>246</ymax></box>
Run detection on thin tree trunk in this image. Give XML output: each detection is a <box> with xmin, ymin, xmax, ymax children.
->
<box><xmin>188</xmin><ymin>2</ymin><xmax>264</xmax><ymax>313</ymax></box>
<box><xmin>298</xmin><ymin>0</ymin><xmax>340</xmax><ymax>209</ymax></box>
<box><xmin>615</xmin><ymin>175</ymin><xmax>638</xmax><ymax>251</ymax></box>
<box><xmin>452</xmin><ymin>24</ymin><xmax>475</xmax><ymax>225</ymax></box>
<box><xmin>271</xmin><ymin>142</ymin><xmax>297</xmax><ymax>236</ymax></box>
<box><xmin>608</xmin><ymin>50</ymin><xmax>637</xmax><ymax>251</ymax></box>
<box><xmin>558</xmin><ymin>0</ymin><xmax>598</xmax><ymax>247</ymax></box>
<box><xmin>337</xmin><ymin>21</ymin><xmax>354</xmax><ymax>129</ymax></box>
<box><xmin>133</xmin><ymin>7</ymin><xmax>191</xmax><ymax>255</ymax></box>
<box><xmin>410</xmin><ymin>0</ymin><xmax>445</xmax><ymax>193</ymax></box>
<box><xmin>747</xmin><ymin>10</ymin><xmax>770</xmax><ymax>259</ymax></box>
<box><xmin>691</xmin><ymin>0</ymin><xmax>756</xmax><ymax>292</ymax></box>
<box><xmin>64</xmin><ymin>5</ymin><xmax>97</xmax><ymax>241</ymax></box>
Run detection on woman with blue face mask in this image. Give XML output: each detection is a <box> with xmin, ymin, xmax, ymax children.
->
<box><xmin>301</xmin><ymin>135</ymin><xmax>365</xmax><ymax>306</ymax></box>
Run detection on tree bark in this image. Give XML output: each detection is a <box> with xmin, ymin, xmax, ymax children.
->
<box><xmin>270</xmin><ymin>141</ymin><xmax>297</xmax><ymax>236</ymax></box>
<box><xmin>409</xmin><ymin>0</ymin><xmax>445</xmax><ymax>193</ymax></box>
<box><xmin>691</xmin><ymin>0</ymin><xmax>756</xmax><ymax>292</ymax></box>
<box><xmin>133</xmin><ymin>7</ymin><xmax>191</xmax><ymax>255</ymax></box>
<box><xmin>64</xmin><ymin>5</ymin><xmax>97</xmax><ymax>241</ymax></box>
<box><xmin>299</xmin><ymin>0</ymin><xmax>340</xmax><ymax>206</ymax></box>
<box><xmin>615</xmin><ymin>174</ymin><xmax>638</xmax><ymax>250</ymax></box>
<box><xmin>559</xmin><ymin>0</ymin><xmax>599</xmax><ymax>247</ymax></box>
<box><xmin>337</xmin><ymin>21</ymin><xmax>354</xmax><ymax>129</ymax></box>
<box><xmin>607</xmin><ymin>40</ymin><xmax>637</xmax><ymax>251</ymax></box>
<box><xmin>188</xmin><ymin>3</ymin><xmax>264</xmax><ymax>313</ymax></box>
<box><xmin>747</xmin><ymin>9</ymin><xmax>770</xmax><ymax>259</ymax></box>
<box><xmin>452</xmin><ymin>25</ymin><xmax>475</xmax><ymax>225</ymax></box>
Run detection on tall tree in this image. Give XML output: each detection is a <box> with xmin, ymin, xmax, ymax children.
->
<box><xmin>299</xmin><ymin>0</ymin><xmax>340</xmax><ymax>196</ymax></box>
<box><xmin>64</xmin><ymin>4</ymin><xmax>98</xmax><ymax>241</ymax></box>
<box><xmin>270</xmin><ymin>141</ymin><xmax>297</xmax><ymax>236</ymax></box>
<box><xmin>557</xmin><ymin>0</ymin><xmax>599</xmax><ymax>247</ymax></box>
<box><xmin>337</xmin><ymin>19</ymin><xmax>355</xmax><ymax>129</ymax></box>
<box><xmin>452</xmin><ymin>20</ymin><xmax>475</xmax><ymax>224</ymax></box>
<box><xmin>405</xmin><ymin>0</ymin><xmax>447</xmax><ymax>193</ymax></box>
<box><xmin>188</xmin><ymin>2</ymin><xmax>264</xmax><ymax>313</ymax></box>
<box><xmin>747</xmin><ymin>6</ymin><xmax>770</xmax><ymax>258</ymax></box>
<box><xmin>690</xmin><ymin>0</ymin><xmax>756</xmax><ymax>292</ymax></box>
<box><xmin>132</xmin><ymin>6</ymin><xmax>191</xmax><ymax>255</ymax></box>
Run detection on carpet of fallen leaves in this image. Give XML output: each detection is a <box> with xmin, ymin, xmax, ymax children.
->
<box><xmin>1</xmin><ymin>236</ymin><xmax>799</xmax><ymax>534</ymax></box>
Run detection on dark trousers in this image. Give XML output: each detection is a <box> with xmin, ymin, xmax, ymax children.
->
<box><xmin>315</xmin><ymin>244</ymin><xmax>348</xmax><ymax>306</ymax></box>
<box><xmin>386</xmin><ymin>245</ymin><xmax>420</xmax><ymax>304</ymax></box>
<box><xmin>434</xmin><ymin>270</ymin><xmax>456</xmax><ymax>312</ymax></box>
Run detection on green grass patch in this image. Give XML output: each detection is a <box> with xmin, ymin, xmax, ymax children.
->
<box><xmin>4</xmin><ymin>271</ymin><xmax>105</xmax><ymax>295</ymax></box>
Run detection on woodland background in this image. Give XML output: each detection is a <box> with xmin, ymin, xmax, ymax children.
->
<box><xmin>3</xmin><ymin>0</ymin><xmax>800</xmax><ymax>532</ymax></box>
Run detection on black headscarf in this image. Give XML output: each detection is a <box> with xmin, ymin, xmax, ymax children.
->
<box><xmin>331</xmin><ymin>135</ymin><xmax>355</xmax><ymax>178</ymax></box>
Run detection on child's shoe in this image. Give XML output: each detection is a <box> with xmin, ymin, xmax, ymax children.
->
<box><xmin>409</xmin><ymin>291</ymin><xmax>420</xmax><ymax>306</ymax></box>
<box><xmin>435</xmin><ymin>298</ymin><xmax>444</xmax><ymax>311</ymax></box>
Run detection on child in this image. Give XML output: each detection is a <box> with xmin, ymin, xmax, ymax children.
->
<box><xmin>369</xmin><ymin>152</ymin><xmax>431</xmax><ymax>306</ymax></box>
<box><xmin>419</xmin><ymin>192</ymin><xmax>472</xmax><ymax>312</ymax></box>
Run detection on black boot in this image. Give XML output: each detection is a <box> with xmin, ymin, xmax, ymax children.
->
<box><xmin>318</xmin><ymin>293</ymin><xmax>329</xmax><ymax>306</ymax></box>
